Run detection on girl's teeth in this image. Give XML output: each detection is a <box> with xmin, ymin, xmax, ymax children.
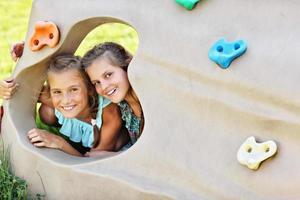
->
<box><xmin>63</xmin><ymin>106</ymin><xmax>74</xmax><ymax>111</ymax></box>
<box><xmin>107</xmin><ymin>88</ymin><xmax>116</xmax><ymax>95</ymax></box>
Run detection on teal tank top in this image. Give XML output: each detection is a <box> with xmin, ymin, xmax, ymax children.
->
<box><xmin>55</xmin><ymin>96</ymin><xmax>110</xmax><ymax>148</ymax></box>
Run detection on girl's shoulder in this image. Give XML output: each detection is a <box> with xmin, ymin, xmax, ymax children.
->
<box><xmin>118</xmin><ymin>101</ymin><xmax>141</xmax><ymax>133</ymax></box>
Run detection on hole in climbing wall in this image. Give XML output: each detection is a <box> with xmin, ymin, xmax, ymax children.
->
<box><xmin>33</xmin><ymin>22</ymin><xmax>141</xmax><ymax>161</ymax></box>
<box><xmin>75</xmin><ymin>23</ymin><xmax>138</xmax><ymax>57</ymax></box>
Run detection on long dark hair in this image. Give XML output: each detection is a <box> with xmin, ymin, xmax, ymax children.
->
<box><xmin>81</xmin><ymin>42</ymin><xmax>132</xmax><ymax>72</ymax></box>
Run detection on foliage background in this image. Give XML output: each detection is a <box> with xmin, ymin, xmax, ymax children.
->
<box><xmin>0</xmin><ymin>0</ymin><xmax>32</xmax><ymax>79</ymax></box>
<box><xmin>0</xmin><ymin>0</ymin><xmax>138</xmax><ymax>80</ymax></box>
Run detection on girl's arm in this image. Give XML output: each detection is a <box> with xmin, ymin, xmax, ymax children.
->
<box><xmin>38</xmin><ymin>84</ymin><xmax>53</xmax><ymax>107</ymax></box>
<box><xmin>91</xmin><ymin>103</ymin><xmax>126</xmax><ymax>152</ymax></box>
<box><xmin>38</xmin><ymin>84</ymin><xmax>57</xmax><ymax>125</ymax></box>
<box><xmin>38</xmin><ymin>104</ymin><xmax>58</xmax><ymax>126</ymax></box>
<box><xmin>28</xmin><ymin>128</ymin><xmax>83</xmax><ymax>157</ymax></box>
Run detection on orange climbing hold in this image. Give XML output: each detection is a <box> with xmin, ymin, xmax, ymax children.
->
<box><xmin>29</xmin><ymin>21</ymin><xmax>60</xmax><ymax>51</ymax></box>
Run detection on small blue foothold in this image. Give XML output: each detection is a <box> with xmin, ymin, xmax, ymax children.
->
<box><xmin>208</xmin><ymin>38</ymin><xmax>247</xmax><ymax>69</ymax></box>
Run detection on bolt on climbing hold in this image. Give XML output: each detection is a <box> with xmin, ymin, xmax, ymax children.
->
<box><xmin>29</xmin><ymin>21</ymin><xmax>60</xmax><ymax>51</ymax></box>
<box><xmin>175</xmin><ymin>0</ymin><xmax>199</xmax><ymax>10</ymax></box>
<box><xmin>208</xmin><ymin>38</ymin><xmax>247</xmax><ymax>69</ymax></box>
<box><xmin>237</xmin><ymin>136</ymin><xmax>277</xmax><ymax>170</ymax></box>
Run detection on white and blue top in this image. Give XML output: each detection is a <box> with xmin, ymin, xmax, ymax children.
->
<box><xmin>55</xmin><ymin>96</ymin><xmax>110</xmax><ymax>148</ymax></box>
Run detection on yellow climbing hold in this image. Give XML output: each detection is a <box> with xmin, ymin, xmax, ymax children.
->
<box><xmin>237</xmin><ymin>136</ymin><xmax>277</xmax><ymax>170</ymax></box>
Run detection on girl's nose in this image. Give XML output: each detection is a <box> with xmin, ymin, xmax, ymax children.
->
<box><xmin>97</xmin><ymin>80</ymin><xmax>109</xmax><ymax>95</ymax></box>
<box><xmin>61</xmin><ymin>93</ymin><xmax>72</xmax><ymax>104</ymax></box>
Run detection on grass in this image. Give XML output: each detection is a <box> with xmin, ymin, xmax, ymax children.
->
<box><xmin>0</xmin><ymin>143</ymin><xmax>28</xmax><ymax>199</ymax></box>
<box><xmin>0</xmin><ymin>0</ymin><xmax>138</xmax><ymax>198</ymax></box>
<box><xmin>0</xmin><ymin>142</ymin><xmax>46</xmax><ymax>199</ymax></box>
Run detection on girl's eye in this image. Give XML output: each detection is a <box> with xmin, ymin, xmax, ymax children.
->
<box><xmin>52</xmin><ymin>90</ymin><xmax>61</xmax><ymax>95</ymax></box>
<box><xmin>105</xmin><ymin>73</ymin><xmax>112</xmax><ymax>78</ymax></box>
<box><xmin>93</xmin><ymin>81</ymin><xmax>101</xmax><ymax>86</ymax></box>
<box><xmin>71</xmin><ymin>88</ymin><xmax>78</xmax><ymax>92</ymax></box>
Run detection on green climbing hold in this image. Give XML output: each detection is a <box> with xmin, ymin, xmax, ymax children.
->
<box><xmin>175</xmin><ymin>0</ymin><xmax>200</xmax><ymax>10</ymax></box>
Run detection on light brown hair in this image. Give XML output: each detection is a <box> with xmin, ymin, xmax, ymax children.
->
<box><xmin>47</xmin><ymin>54</ymin><xmax>98</xmax><ymax>118</ymax></box>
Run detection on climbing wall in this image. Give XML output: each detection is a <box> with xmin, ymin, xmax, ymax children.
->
<box><xmin>2</xmin><ymin>0</ymin><xmax>300</xmax><ymax>199</ymax></box>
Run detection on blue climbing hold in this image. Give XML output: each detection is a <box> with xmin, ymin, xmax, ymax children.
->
<box><xmin>175</xmin><ymin>0</ymin><xmax>200</xmax><ymax>10</ymax></box>
<box><xmin>208</xmin><ymin>38</ymin><xmax>247</xmax><ymax>69</ymax></box>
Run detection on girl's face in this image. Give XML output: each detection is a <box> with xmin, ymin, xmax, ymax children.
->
<box><xmin>86</xmin><ymin>58</ymin><xmax>130</xmax><ymax>103</ymax></box>
<box><xmin>48</xmin><ymin>69</ymin><xmax>90</xmax><ymax>119</ymax></box>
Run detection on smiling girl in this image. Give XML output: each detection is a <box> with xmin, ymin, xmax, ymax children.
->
<box><xmin>28</xmin><ymin>55</ymin><xmax>129</xmax><ymax>156</ymax></box>
<box><xmin>82</xmin><ymin>42</ymin><xmax>144</xmax><ymax>149</ymax></box>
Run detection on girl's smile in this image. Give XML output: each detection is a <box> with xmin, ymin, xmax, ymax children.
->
<box><xmin>48</xmin><ymin>69</ymin><xmax>90</xmax><ymax>119</ymax></box>
<box><xmin>86</xmin><ymin>58</ymin><xmax>130</xmax><ymax>103</ymax></box>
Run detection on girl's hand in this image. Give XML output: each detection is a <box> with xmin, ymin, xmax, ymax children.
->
<box><xmin>10</xmin><ymin>41</ymin><xmax>25</xmax><ymax>62</ymax></box>
<box><xmin>28</xmin><ymin>128</ymin><xmax>83</xmax><ymax>157</ymax></box>
<box><xmin>28</xmin><ymin>128</ymin><xmax>62</xmax><ymax>149</ymax></box>
<box><xmin>0</xmin><ymin>78</ymin><xmax>19</xmax><ymax>100</ymax></box>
